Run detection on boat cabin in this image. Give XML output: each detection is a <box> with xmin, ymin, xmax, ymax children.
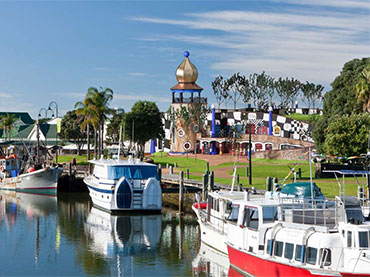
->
<box><xmin>0</xmin><ymin>156</ymin><xmax>20</xmax><ymax>178</ymax></box>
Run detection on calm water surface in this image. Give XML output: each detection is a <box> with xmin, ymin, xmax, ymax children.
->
<box><xmin>0</xmin><ymin>191</ymin><xmax>230</xmax><ymax>276</ymax></box>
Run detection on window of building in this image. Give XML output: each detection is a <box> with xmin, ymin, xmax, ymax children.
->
<box><xmin>265</xmin><ymin>144</ymin><xmax>272</xmax><ymax>151</ymax></box>
<box><xmin>284</xmin><ymin>243</ymin><xmax>294</xmax><ymax>260</ymax></box>
<box><xmin>307</xmin><ymin>247</ymin><xmax>317</xmax><ymax>265</ymax></box>
<box><xmin>274</xmin><ymin>241</ymin><xmax>283</xmax><ymax>257</ymax></box>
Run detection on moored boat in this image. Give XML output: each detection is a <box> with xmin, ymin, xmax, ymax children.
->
<box><xmin>84</xmin><ymin>157</ymin><xmax>162</xmax><ymax>212</ymax></box>
<box><xmin>226</xmin><ymin>172</ymin><xmax>370</xmax><ymax>276</ymax></box>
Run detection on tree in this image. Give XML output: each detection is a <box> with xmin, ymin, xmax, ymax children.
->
<box><xmin>249</xmin><ymin>71</ymin><xmax>274</xmax><ymax>111</ymax></box>
<box><xmin>313</xmin><ymin>58</ymin><xmax>370</xmax><ymax>152</ymax></box>
<box><xmin>0</xmin><ymin>113</ymin><xmax>18</xmax><ymax>141</ymax></box>
<box><xmin>75</xmin><ymin>94</ymin><xmax>99</xmax><ymax>159</ymax></box>
<box><xmin>85</xmin><ymin>87</ymin><xmax>114</xmax><ymax>157</ymax></box>
<box><xmin>59</xmin><ymin>111</ymin><xmax>85</xmax><ymax>155</ymax></box>
<box><xmin>301</xmin><ymin>82</ymin><xmax>324</xmax><ymax>109</ymax></box>
<box><xmin>355</xmin><ymin>64</ymin><xmax>370</xmax><ymax>112</ymax></box>
<box><xmin>124</xmin><ymin>101</ymin><xmax>163</xmax><ymax>158</ymax></box>
<box><xmin>106</xmin><ymin>109</ymin><xmax>125</xmax><ymax>144</ymax></box>
<box><xmin>226</xmin><ymin>73</ymin><xmax>245</xmax><ymax>110</ymax></box>
<box><xmin>324</xmin><ymin>113</ymin><xmax>370</xmax><ymax>157</ymax></box>
<box><xmin>275</xmin><ymin>77</ymin><xmax>301</xmax><ymax>109</ymax></box>
<box><xmin>211</xmin><ymin>75</ymin><xmax>228</xmax><ymax>109</ymax></box>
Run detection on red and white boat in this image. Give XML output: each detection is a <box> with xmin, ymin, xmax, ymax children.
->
<box><xmin>226</xmin><ymin>170</ymin><xmax>370</xmax><ymax>276</ymax></box>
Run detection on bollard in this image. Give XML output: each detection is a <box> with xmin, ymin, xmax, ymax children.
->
<box><xmin>298</xmin><ymin>168</ymin><xmax>302</xmax><ymax>179</ymax></box>
<box><xmin>179</xmin><ymin>171</ymin><xmax>184</xmax><ymax>214</ymax></box>
<box><xmin>202</xmin><ymin>173</ymin><xmax>208</xmax><ymax>200</ymax></box>
<box><xmin>174</xmin><ymin>162</ymin><xmax>177</xmax><ymax>168</ymax></box>
<box><xmin>273</xmin><ymin>177</ymin><xmax>279</xmax><ymax>190</ymax></box>
<box><xmin>166</xmin><ymin>163</ymin><xmax>169</xmax><ymax>168</ymax></box>
<box><xmin>266</xmin><ymin>177</ymin><xmax>273</xmax><ymax>191</ymax></box>
<box><xmin>186</xmin><ymin>169</ymin><xmax>190</xmax><ymax>179</ymax></box>
<box><xmin>169</xmin><ymin>166</ymin><xmax>173</xmax><ymax>175</ymax></box>
<box><xmin>246</xmin><ymin>167</ymin><xmax>249</xmax><ymax>177</ymax></box>
<box><xmin>157</xmin><ymin>166</ymin><xmax>162</xmax><ymax>183</ymax></box>
<box><xmin>206</xmin><ymin>162</ymin><xmax>210</xmax><ymax>173</ymax></box>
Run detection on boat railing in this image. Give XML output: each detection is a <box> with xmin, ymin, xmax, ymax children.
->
<box><xmin>278</xmin><ymin>197</ymin><xmax>340</xmax><ymax>230</ymax></box>
<box><xmin>197</xmin><ymin>207</ymin><xmax>229</xmax><ymax>234</ymax></box>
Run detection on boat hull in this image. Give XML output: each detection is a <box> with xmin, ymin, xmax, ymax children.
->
<box><xmin>227</xmin><ymin>244</ymin><xmax>370</xmax><ymax>277</ymax></box>
<box><xmin>84</xmin><ymin>176</ymin><xmax>162</xmax><ymax>213</ymax></box>
<box><xmin>193</xmin><ymin>206</ymin><xmax>228</xmax><ymax>254</ymax></box>
<box><xmin>0</xmin><ymin>167</ymin><xmax>62</xmax><ymax>194</ymax></box>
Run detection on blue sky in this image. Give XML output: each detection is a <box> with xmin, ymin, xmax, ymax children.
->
<box><xmin>0</xmin><ymin>0</ymin><xmax>369</xmax><ymax>118</ymax></box>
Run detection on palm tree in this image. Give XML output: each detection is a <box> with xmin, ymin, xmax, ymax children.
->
<box><xmin>355</xmin><ymin>65</ymin><xmax>370</xmax><ymax>112</ymax></box>
<box><xmin>77</xmin><ymin>87</ymin><xmax>113</xmax><ymax>158</ymax></box>
<box><xmin>75</xmin><ymin>97</ymin><xmax>99</xmax><ymax>159</ymax></box>
<box><xmin>0</xmin><ymin>113</ymin><xmax>18</xmax><ymax>141</ymax></box>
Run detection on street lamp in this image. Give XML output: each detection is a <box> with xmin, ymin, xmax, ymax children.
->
<box><xmin>48</xmin><ymin>101</ymin><xmax>59</xmax><ymax>164</ymax></box>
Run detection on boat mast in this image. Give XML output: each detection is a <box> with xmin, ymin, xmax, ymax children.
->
<box><xmin>117</xmin><ymin>124</ymin><xmax>122</xmax><ymax>160</ymax></box>
<box><xmin>309</xmin><ymin>147</ymin><xmax>314</xmax><ymax>205</ymax></box>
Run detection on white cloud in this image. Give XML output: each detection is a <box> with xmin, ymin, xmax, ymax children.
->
<box><xmin>274</xmin><ymin>0</ymin><xmax>370</xmax><ymax>9</ymax></box>
<box><xmin>93</xmin><ymin>67</ymin><xmax>108</xmax><ymax>71</ymax></box>
<box><xmin>130</xmin><ymin>6</ymin><xmax>369</xmax><ymax>86</ymax></box>
<box><xmin>0</xmin><ymin>92</ymin><xmax>15</xmax><ymax>99</ymax></box>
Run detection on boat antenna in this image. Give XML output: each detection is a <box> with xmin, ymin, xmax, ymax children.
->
<box><xmin>230</xmin><ymin>160</ymin><xmax>238</xmax><ymax>193</ymax></box>
<box><xmin>132</xmin><ymin>119</ymin><xmax>135</xmax><ymax>157</ymax></box>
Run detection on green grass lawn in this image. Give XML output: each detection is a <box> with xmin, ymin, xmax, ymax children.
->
<box><xmin>151</xmin><ymin>153</ymin><xmax>360</xmax><ymax>198</ymax></box>
<box><xmin>56</xmin><ymin>155</ymin><xmax>89</xmax><ymax>165</ymax></box>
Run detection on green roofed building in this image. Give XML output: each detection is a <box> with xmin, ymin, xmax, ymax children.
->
<box><xmin>0</xmin><ymin>112</ymin><xmax>34</xmax><ymax>125</ymax></box>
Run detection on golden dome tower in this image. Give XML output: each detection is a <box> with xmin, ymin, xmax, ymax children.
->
<box><xmin>170</xmin><ymin>51</ymin><xmax>207</xmax><ymax>153</ymax></box>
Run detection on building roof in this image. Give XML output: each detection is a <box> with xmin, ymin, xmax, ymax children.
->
<box><xmin>0</xmin><ymin>112</ymin><xmax>34</xmax><ymax>125</ymax></box>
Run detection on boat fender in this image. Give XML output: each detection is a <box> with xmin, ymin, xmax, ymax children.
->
<box><xmin>28</xmin><ymin>167</ymin><xmax>35</xmax><ymax>173</ymax></box>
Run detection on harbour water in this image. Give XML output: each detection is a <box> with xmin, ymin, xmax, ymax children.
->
<box><xmin>0</xmin><ymin>191</ymin><xmax>230</xmax><ymax>276</ymax></box>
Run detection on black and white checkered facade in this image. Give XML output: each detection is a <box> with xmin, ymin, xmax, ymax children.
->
<box><xmin>158</xmin><ymin>110</ymin><xmax>314</xmax><ymax>151</ymax></box>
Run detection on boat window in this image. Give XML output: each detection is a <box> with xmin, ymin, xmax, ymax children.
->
<box><xmin>227</xmin><ymin>205</ymin><xmax>239</xmax><ymax>222</ymax></box>
<box><xmin>107</xmin><ymin>166</ymin><xmax>159</xmax><ymax>180</ymax></box>
<box><xmin>284</xmin><ymin>243</ymin><xmax>294</xmax><ymax>259</ymax></box>
<box><xmin>295</xmin><ymin>245</ymin><xmax>303</xmax><ymax>262</ymax></box>
<box><xmin>243</xmin><ymin>207</ymin><xmax>259</xmax><ymax>230</ymax></box>
<box><xmin>359</xmin><ymin>231</ymin><xmax>369</xmax><ymax>248</ymax></box>
<box><xmin>306</xmin><ymin>247</ymin><xmax>317</xmax><ymax>265</ymax></box>
<box><xmin>320</xmin><ymin>248</ymin><xmax>331</xmax><ymax>266</ymax></box>
<box><xmin>347</xmin><ymin>231</ymin><xmax>352</xmax><ymax>248</ymax></box>
<box><xmin>266</xmin><ymin>239</ymin><xmax>271</xmax><ymax>255</ymax></box>
<box><xmin>262</xmin><ymin>206</ymin><xmax>278</xmax><ymax>223</ymax></box>
<box><xmin>274</xmin><ymin>241</ymin><xmax>283</xmax><ymax>257</ymax></box>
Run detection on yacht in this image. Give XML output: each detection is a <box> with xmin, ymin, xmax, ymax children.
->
<box><xmin>83</xmin><ymin>157</ymin><xmax>162</xmax><ymax>212</ymax></box>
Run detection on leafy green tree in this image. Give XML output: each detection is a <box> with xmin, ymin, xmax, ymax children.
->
<box><xmin>106</xmin><ymin>109</ymin><xmax>125</xmax><ymax>144</ymax></box>
<box><xmin>59</xmin><ymin>110</ymin><xmax>85</xmax><ymax>155</ymax></box>
<box><xmin>124</xmin><ymin>101</ymin><xmax>163</xmax><ymax>158</ymax></box>
<box><xmin>211</xmin><ymin>75</ymin><xmax>228</xmax><ymax>109</ymax></box>
<box><xmin>301</xmin><ymin>82</ymin><xmax>324</xmax><ymax>109</ymax></box>
<box><xmin>249</xmin><ymin>71</ymin><xmax>274</xmax><ymax>111</ymax></box>
<box><xmin>274</xmin><ymin>77</ymin><xmax>301</xmax><ymax>109</ymax></box>
<box><xmin>0</xmin><ymin>113</ymin><xmax>18</xmax><ymax>140</ymax></box>
<box><xmin>355</xmin><ymin>64</ymin><xmax>370</xmax><ymax>112</ymax></box>
<box><xmin>324</xmin><ymin>113</ymin><xmax>370</xmax><ymax>156</ymax></box>
<box><xmin>313</xmin><ymin>57</ymin><xmax>370</xmax><ymax>152</ymax></box>
<box><xmin>226</xmin><ymin>73</ymin><xmax>245</xmax><ymax>109</ymax></box>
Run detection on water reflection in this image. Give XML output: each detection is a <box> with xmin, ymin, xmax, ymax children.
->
<box><xmin>192</xmin><ymin>242</ymin><xmax>229</xmax><ymax>277</ymax></box>
<box><xmin>0</xmin><ymin>191</ymin><xmax>226</xmax><ymax>276</ymax></box>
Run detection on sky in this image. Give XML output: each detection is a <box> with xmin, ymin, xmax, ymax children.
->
<box><xmin>0</xmin><ymin>0</ymin><xmax>369</xmax><ymax>118</ymax></box>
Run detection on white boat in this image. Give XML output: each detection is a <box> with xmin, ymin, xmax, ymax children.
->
<box><xmin>192</xmin><ymin>190</ymin><xmax>248</xmax><ymax>254</ymax></box>
<box><xmin>225</xmin><ymin>171</ymin><xmax>370</xmax><ymax>276</ymax></box>
<box><xmin>0</xmin><ymin>155</ymin><xmax>62</xmax><ymax>194</ymax></box>
<box><xmin>84</xmin><ymin>157</ymin><xmax>162</xmax><ymax>212</ymax></box>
